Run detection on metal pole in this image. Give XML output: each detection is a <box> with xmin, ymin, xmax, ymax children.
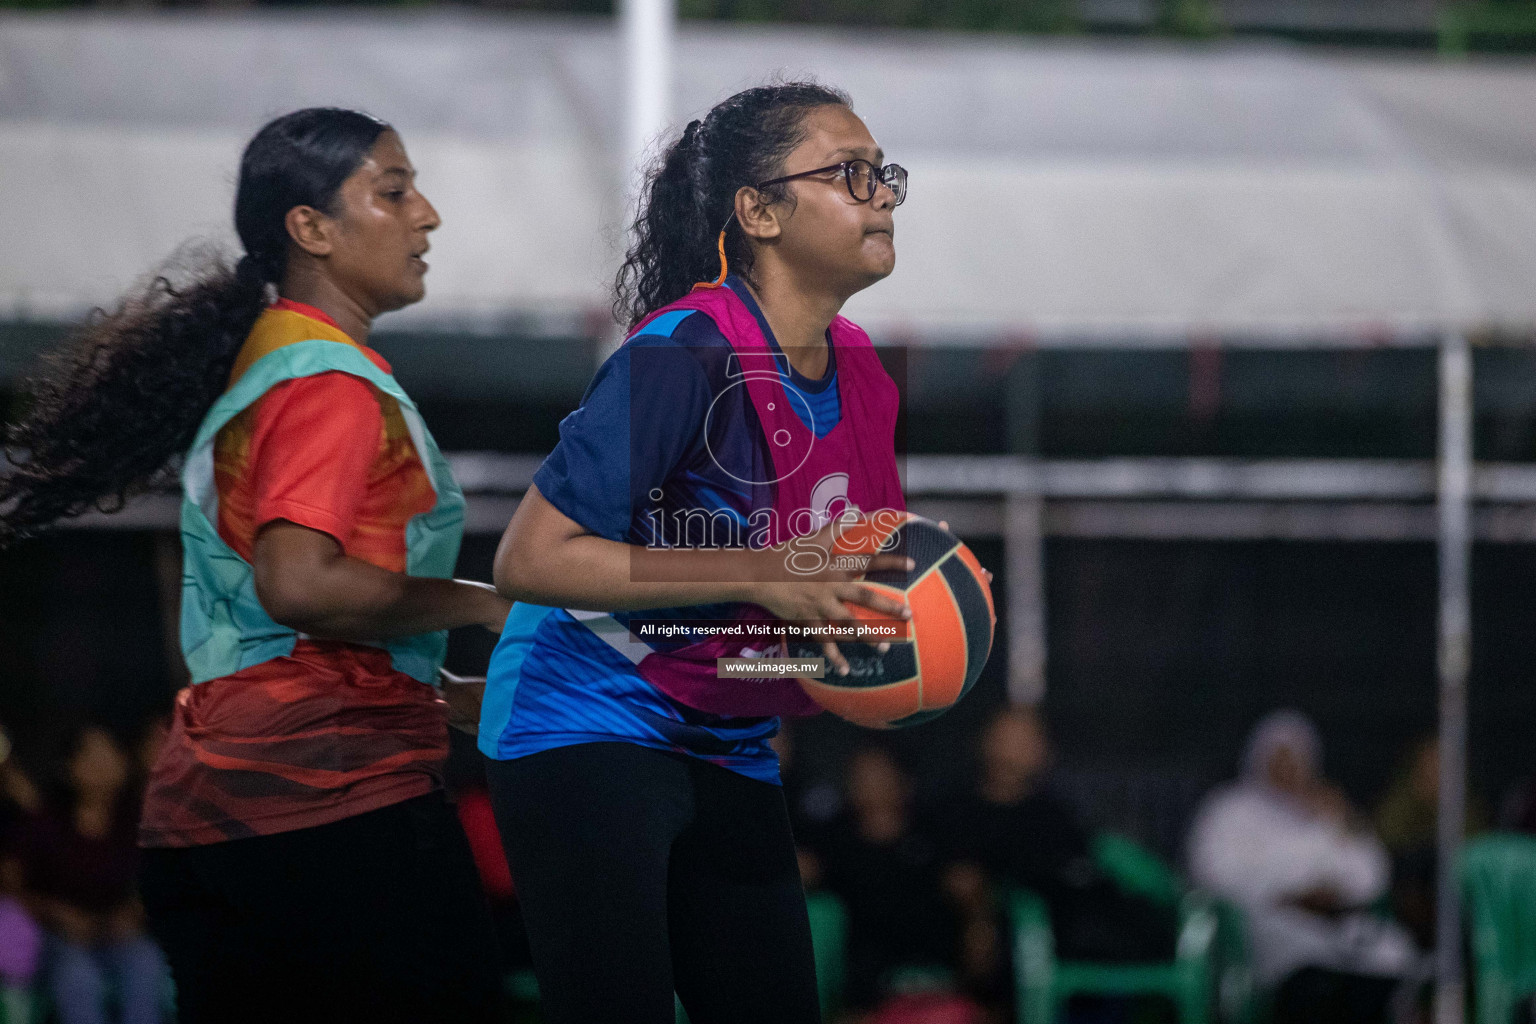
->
<box><xmin>1435</xmin><ymin>331</ymin><xmax>1472</xmax><ymax>1024</ymax></box>
<box><xmin>620</xmin><ymin>0</ymin><xmax>674</xmax><ymax>208</ymax></box>
<box><xmin>1003</xmin><ymin>352</ymin><xmax>1046</xmax><ymax>706</ymax></box>
<box><xmin>607</xmin><ymin>0</ymin><xmax>675</xmax><ymax>364</ymax></box>
<box><xmin>1005</xmin><ymin>492</ymin><xmax>1047</xmax><ymax>705</ymax></box>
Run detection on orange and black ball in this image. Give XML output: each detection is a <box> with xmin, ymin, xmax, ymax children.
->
<box><xmin>794</xmin><ymin>512</ymin><xmax>994</xmax><ymax>728</ymax></box>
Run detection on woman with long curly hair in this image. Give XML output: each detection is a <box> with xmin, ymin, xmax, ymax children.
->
<box><xmin>1</xmin><ymin>108</ymin><xmax>507</xmax><ymax>1024</ymax></box>
<box><xmin>479</xmin><ymin>82</ymin><xmax>915</xmax><ymax>1023</ymax></box>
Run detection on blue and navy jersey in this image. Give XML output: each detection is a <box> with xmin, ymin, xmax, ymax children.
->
<box><xmin>479</xmin><ymin>278</ymin><xmax>841</xmax><ymax>782</ymax></box>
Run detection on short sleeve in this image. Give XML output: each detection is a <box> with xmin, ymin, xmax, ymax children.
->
<box><xmin>246</xmin><ymin>372</ymin><xmax>383</xmax><ymax>548</ymax></box>
<box><xmin>533</xmin><ymin>320</ymin><xmax>718</xmax><ymax>542</ymax></box>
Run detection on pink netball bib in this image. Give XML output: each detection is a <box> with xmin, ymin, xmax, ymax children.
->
<box><xmin>608</xmin><ymin>284</ymin><xmax>904</xmax><ymax>717</ymax></box>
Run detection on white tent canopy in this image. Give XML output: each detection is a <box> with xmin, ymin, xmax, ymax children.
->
<box><xmin>1</xmin><ymin>11</ymin><xmax>1534</xmax><ymax>340</ymax></box>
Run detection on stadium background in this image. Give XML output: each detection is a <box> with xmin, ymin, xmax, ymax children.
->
<box><xmin>2</xmin><ymin>1</ymin><xmax>1536</xmax><ymax>1020</ymax></box>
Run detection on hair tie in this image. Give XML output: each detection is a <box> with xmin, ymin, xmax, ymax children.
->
<box><xmin>691</xmin><ymin>213</ymin><xmax>734</xmax><ymax>291</ymax></box>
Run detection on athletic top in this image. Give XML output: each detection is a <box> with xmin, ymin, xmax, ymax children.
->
<box><xmin>561</xmin><ymin>278</ymin><xmax>903</xmax><ymax>718</ymax></box>
<box><xmin>479</xmin><ymin>279</ymin><xmax>845</xmax><ymax>782</ymax></box>
<box><xmin>480</xmin><ymin>276</ymin><xmax>905</xmax><ymax>781</ymax></box>
<box><xmin>139</xmin><ymin>299</ymin><xmax>458</xmax><ymax>847</ymax></box>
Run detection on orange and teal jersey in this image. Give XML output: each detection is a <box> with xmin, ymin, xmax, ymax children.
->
<box><xmin>211</xmin><ymin>301</ymin><xmax>438</xmax><ymax>572</ymax></box>
<box><xmin>139</xmin><ymin>299</ymin><xmax>465</xmax><ymax>847</ymax></box>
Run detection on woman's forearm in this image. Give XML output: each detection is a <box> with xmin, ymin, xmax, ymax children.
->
<box><xmin>500</xmin><ymin>530</ymin><xmax>770</xmax><ymax>612</ymax></box>
<box><xmin>494</xmin><ymin>483</ymin><xmax>784</xmax><ymax>611</ymax></box>
<box><xmin>492</xmin><ymin>486</ymin><xmax>907</xmax><ymax>628</ymax></box>
<box><xmin>273</xmin><ymin>564</ymin><xmax>501</xmax><ymax>640</ymax></box>
<box><xmin>254</xmin><ymin>522</ymin><xmax>505</xmax><ymax>640</ymax></box>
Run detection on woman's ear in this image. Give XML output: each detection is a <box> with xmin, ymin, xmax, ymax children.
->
<box><xmin>734</xmin><ymin>185</ymin><xmax>783</xmax><ymax>242</ymax></box>
<box><xmin>284</xmin><ymin>205</ymin><xmax>335</xmax><ymax>258</ymax></box>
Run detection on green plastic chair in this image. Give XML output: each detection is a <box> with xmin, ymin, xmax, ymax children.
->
<box><xmin>1209</xmin><ymin>898</ymin><xmax>1258</xmax><ymax>1024</ymax></box>
<box><xmin>1092</xmin><ymin>833</ymin><xmax>1184</xmax><ymax>909</ymax></box>
<box><xmin>0</xmin><ymin>988</ymin><xmax>35</xmax><ymax>1024</ymax></box>
<box><xmin>1462</xmin><ymin>833</ymin><xmax>1536</xmax><ymax>1024</ymax></box>
<box><xmin>805</xmin><ymin>889</ymin><xmax>848</xmax><ymax>1016</ymax></box>
<box><xmin>505</xmin><ymin>967</ymin><xmax>540</xmax><ymax>1005</ymax></box>
<box><xmin>1010</xmin><ymin>833</ymin><xmax>1222</xmax><ymax>1024</ymax></box>
<box><xmin>673</xmin><ymin>889</ymin><xmax>846</xmax><ymax>1024</ymax></box>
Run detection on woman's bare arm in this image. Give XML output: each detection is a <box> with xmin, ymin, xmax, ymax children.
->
<box><xmin>493</xmin><ymin>485</ymin><xmax>912</xmax><ymax>674</ymax></box>
<box><xmin>254</xmin><ymin>521</ymin><xmax>509</xmax><ymax>640</ymax></box>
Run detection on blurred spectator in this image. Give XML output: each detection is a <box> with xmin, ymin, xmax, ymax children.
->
<box><xmin>818</xmin><ymin>744</ymin><xmax>956</xmax><ymax>1015</ymax></box>
<box><xmin>13</xmin><ymin>725</ymin><xmax>164</xmax><ymax>1024</ymax></box>
<box><xmin>0</xmin><ymin>723</ymin><xmax>43</xmax><ymax>1024</ymax></box>
<box><xmin>1189</xmin><ymin>710</ymin><xmax>1417</xmax><ymax>1024</ymax></box>
<box><xmin>772</xmin><ymin>722</ymin><xmax>843</xmax><ymax>836</ymax></box>
<box><xmin>770</xmin><ymin>724</ymin><xmax>841</xmax><ymax>888</ymax></box>
<box><xmin>131</xmin><ymin>719</ymin><xmax>168</xmax><ymax>783</ymax></box>
<box><xmin>1374</xmin><ymin>735</ymin><xmax>1486</xmax><ymax>950</ymax></box>
<box><xmin>0</xmin><ymin>725</ymin><xmax>42</xmax><ymax>823</ymax></box>
<box><xmin>1497</xmin><ymin>772</ymin><xmax>1536</xmax><ymax>835</ymax></box>
<box><xmin>932</xmin><ymin>706</ymin><xmax>1177</xmax><ymax>974</ymax></box>
<box><xmin>869</xmin><ymin>988</ymin><xmax>988</xmax><ymax>1024</ymax></box>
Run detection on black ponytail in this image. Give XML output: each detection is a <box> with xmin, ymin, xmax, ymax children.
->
<box><xmin>614</xmin><ymin>81</ymin><xmax>852</xmax><ymax>332</ymax></box>
<box><xmin>0</xmin><ymin>108</ymin><xmax>388</xmax><ymax>546</ymax></box>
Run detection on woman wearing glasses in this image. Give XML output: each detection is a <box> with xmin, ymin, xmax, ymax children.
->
<box><xmin>481</xmin><ymin>83</ymin><xmax>911</xmax><ymax>1023</ymax></box>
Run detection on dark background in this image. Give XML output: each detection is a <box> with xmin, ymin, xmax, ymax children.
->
<box><xmin>7</xmin><ymin>332</ymin><xmax>1536</xmax><ymax>861</ymax></box>
<box><xmin>6</xmin><ymin>526</ymin><xmax>1534</xmax><ymax>862</ymax></box>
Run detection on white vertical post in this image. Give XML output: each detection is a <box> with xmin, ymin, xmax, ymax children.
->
<box><xmin>1006</xmin><ymin>492</ymin><xmax>1047</xmax><ymax>705</ymax></box>
<box><xmin>606</xmin><ymin>0</ymin><xmax>676</xmax><ymax>364</ymax></box>
<box><xmin>621</xmin><ymin>0</ymin><xmax>675</xmax><ymax>209</ymax></box>
<box><xmin>1435</xmin><ymin>331</ymin><xmax>1472</xmax><ymax>1024</ymax></box>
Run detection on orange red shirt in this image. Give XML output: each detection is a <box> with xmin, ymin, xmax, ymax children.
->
<box><xmin>139</xmin><ymin>299</ymin><xmax>451</xmax><ymax>847</ymax></box>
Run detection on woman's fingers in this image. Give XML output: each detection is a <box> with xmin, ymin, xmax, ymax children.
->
<box><xmin>440</xmin><ymin>677</ymin><xmax>486</xmax><ymax>736</ymax></box>
<box><xmin>820</xmin><ymin>593</ymin><xmax>856</xmax><ymax>623</ymax></box>
<box><xmin>821</xmin><ymin>639</ymin><xmax>850</xmax><ymax>676</ymax></box>
<box><xmin>839</xmin><ymin>583</ymin><xmax>910</xmax><ymax>620</ymax></box>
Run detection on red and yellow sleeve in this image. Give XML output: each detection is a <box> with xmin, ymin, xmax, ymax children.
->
<box><xmin>246</xmin><ymin>372</ymin><xmax>384</xmax><ymax>551</ymax></box>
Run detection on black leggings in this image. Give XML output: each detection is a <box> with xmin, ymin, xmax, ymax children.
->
<box><xmin>486</xmin><ymin>742</ymin><xmax>821</xmax><ymax>1024</ymax></box>
<box><xmin>140</xmin><ymin>791</ymin><xmax>502</xmax><ymax>1024</ymax></box>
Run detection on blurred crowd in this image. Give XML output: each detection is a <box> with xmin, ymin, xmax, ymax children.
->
<box><xmin>0</xmin><ymin>720</ymin><xmax>170</xmax><ymax>1024</ymax></box>
<box><xmin>771</xmin><ymin>707</ymin><xmax>1520</xmax><ymax>1024</ymax></box>
<box><xmin>3</xmin><ymin>703</ymin><xmax>1532</xmax><ymax>1024</ymax></box>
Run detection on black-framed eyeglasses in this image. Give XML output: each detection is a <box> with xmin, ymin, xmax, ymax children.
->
<box><xmin>756</xmin><ymin>159</ymin><xmax>908</xmax><ymax>206</ymax></box>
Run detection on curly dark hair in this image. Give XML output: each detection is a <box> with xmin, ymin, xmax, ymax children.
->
<box><xmin>0</xmin><ymin>108</ymin><xmax>389</xmax><ymax>547</ymax></box>
<box><xmin>613</xmin><ymin>81</ymin><xmax>852</xmax><ymax>332</ymax></box>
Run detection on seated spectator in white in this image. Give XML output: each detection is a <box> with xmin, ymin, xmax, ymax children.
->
<box><xmin>1188</xmin><ymin>710</ymin><xmax>1417</xmax><ymax>1024</ymax></box>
